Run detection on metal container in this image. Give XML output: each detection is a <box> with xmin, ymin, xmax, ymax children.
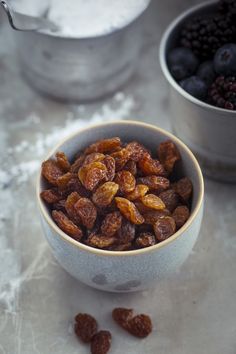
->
<box><xmin>160</xmin><ymin>1</ymin><xmax>236</xmax><ymax>183</ymax></box>
<box><xmin>14</xmin><ymin>1</ymin><xmax>151</xmax><ymax>101</ymax></box>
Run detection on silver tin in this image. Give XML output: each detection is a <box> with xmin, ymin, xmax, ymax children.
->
<box><xmin>160</xmin><ymin>0</ymin><xmax>236</xmax><ymax>183</ymax></box>
<box><xmin>14</xmin><ymin>1</ymin><xmax>151</xmax><ymax>101</ymax></box>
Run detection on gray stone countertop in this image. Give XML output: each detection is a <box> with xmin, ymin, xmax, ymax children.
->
<box><xmin>0</xmin><ymin>1</ymin><xmax>235</xmax><ymax>353</ymax></box>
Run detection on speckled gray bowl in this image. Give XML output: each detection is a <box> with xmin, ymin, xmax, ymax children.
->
<box><xmin>160</xmin><ymin>0</ymin><xmax>236</xmax><ymax>183</ymax></box>
<box><xmin>37</xmin><ymin>121</ymin><xmax>204</xmax><ymax>292</ymax></box>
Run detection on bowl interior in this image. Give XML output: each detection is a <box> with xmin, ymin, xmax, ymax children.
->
<box><xmin>39</xmin><ymin>121</ymin><xmax>203</xmax><ymax>253</ymax></box>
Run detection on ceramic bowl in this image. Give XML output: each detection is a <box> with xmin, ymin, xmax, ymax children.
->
<box><xmin>160</xmin><ymin>0</ymin><xmax>236</xmax><ymax>183</ymax></box>
<box><xmin>36</xmin><ymin>121</ymin><xmax>204</xmax><ymax>292</ymax></box>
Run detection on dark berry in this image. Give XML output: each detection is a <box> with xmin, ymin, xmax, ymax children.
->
<box><xmin>214</xmin><ymin>44</ymin><xmax>236</xmax><ymax>76</ymax></box>
<box><xmin>180</xmin><ymin>76</ymin><xmax>208</xmax><ymax>99</ymax></box>
<box><xmin>197</xmin><ymin>61</ymin><xmax>216</xmax><ymax>86</ymax></box>
<box><xmin>168</xmin><ymin>47</ymin><xmax>199</xmax><ymax>80</ymax></box>
<box><xmin>208</xmin><ymin>75</ymin><xmax>236</xmax><ymax>110</ymax></box>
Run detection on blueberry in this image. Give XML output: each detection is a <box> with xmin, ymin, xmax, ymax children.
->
<box><xmin>197</xmin><ymin>61</ymin><xmax>216</xmax><ymax>86</ymax></box>
<box><xmin>168</xmin><ymin>47</ymin><xmax>199</xmax><ymax>80</ymax></box>
<box><xmin>214</xmin><ymin>44</ymin><xmax>236</xmax><ymax>75</ymax></box>
<box><xmin>180</xmin><ymin>76</ymin><xmax>208</xmax><ymax>100</ymax></box>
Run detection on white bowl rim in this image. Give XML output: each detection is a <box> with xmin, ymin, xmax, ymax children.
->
<box><xmin>36</xmin><ymin>120</ymin><xmax>204</xmax><ymax>257</ymax></box>
<box><xmin>159</xmin><ymin>0</ymin><xmax>236</xmax><ymax>115</ymax></box>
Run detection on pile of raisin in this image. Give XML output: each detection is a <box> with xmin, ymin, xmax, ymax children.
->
<box><xmin>41</xmin><ymin>137</ymin><xmax>192</xmax><ymax>251</ymax></box>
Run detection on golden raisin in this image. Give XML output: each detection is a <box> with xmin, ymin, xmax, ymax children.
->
<box><xmin>128</xmin><ymin>314</ymin><xmax>152</xmax><ymax>338</ymax></box>
<box><xmin>114</xmin><ymin>171</ymin><xmax>136</xmax><ymax>194</ymax></box>
<box><xmin>141</xmin><ymin>194</ymin><xmax>166</xmax><ymax>210</ymax></box>
<box><xmin>115</xmin><ymin>197</ymin><xmax>144</xmax><ymax>225</ymax></box>
<box><xmin>78</xmin><ymin>161</ymin><xmax>107</xmax><ymax>191</ymax></box>
<box><xmin>103</xmin><ymin>155</ymin><xmax>116</xmax><ymax>181</ymax></box>
<box><xmin>154</xmin><ymin>216</ymin><xmax>176</xmax><ymax>242</ymax></box>
<box><xmin>52</xmin><ymin>210</ymin><xmax>83</xmax><ymax>240</ymax></box>
<box><xmin>159</xmin><ymin>189</ymin><xmax>179</xmax><ymax>212</ymax></box>
<box><xmin>136</xmin><ymin>233</ymin><xmax>156</xmax><ymax>248</ymax></box>
<box><xmin>172</xmin><ymin>205</ymin><xmax>190</xmax><ymax>229</ymax></box>
<box><xmin>112</xmin><ymin>308</ymin><xmax>133</xmax><ymax>330</ymax></box>
<box><xmin>83</xmin><ymin>152</ymin><xmax>105</xmax><ymax>166</ymax></box>
<box><xmin>57</xmin><ymin>172</ymin><xmax>73</xmax><ymax>189</ymax></box>
<box><xmin>137</xmin><ymin>176</ymin><xmax>170</xmax><ymax>192</ymax></box>
<box><xmin>158</xmin><ymin>140</ymin><xmax>181</xmax><ymax>173</ymax></box>
<box><xmin>85</xmin><ymin>137</ymin><xmax>121</xmax><ymax>154</ymax></box>
<box><xmin>65</xmin><ymin>192</ymin><xmax>81</xmax><ymax>225</ymax></box>
<box><xmin>55</xmin><ymin>151</ymin><xmax>71</xmax><ymax>172</ymax></box>
<box><xmin>126</xmin><ymin>184</ymin><xmax>149</xmax><ymax>201</ymax></box>
<box><xmin>111</xmin><ymin>148</ymin><xmax>131</xmax><ymax>171</ymax></box>
<box><xmin>74</xmin><ymin>198</ymin><xmax>97</xmax><ymax>229</ymax></box>
<box><xmin>92</xmin><ymin>182</ymin><xmax>119</xmax><ymax>207</ymax></box>
<box><xmin>40</xmin><ymin>189</ymin><xmax>61</xmax><ymax>204</ymax></box>
<box><xmin>70</xmin><ymin>154</ymin><xmax>86</xmax><ymax>173</ymax></box>
<box><xmin>87</xmin><ymin>233</ymin><xmax>116</xmax><ymax>249</ymax></box>
<box><xmin>42</xmin><ymin>160</ymin><xmax>64</xmax><ymax>186</ymax></box>
<box><xmin>126</xmin><ymin>141</ymin><xmax>147</xmax><ymax>162</ymax></box>
<box><xmin>123</xmin><ymin>160</ymin><xmax>137</xmax><ymax>176</ymax></box>
<box><xmin>90</xmin><ymin>330</ymin><xmax>112</xmax><ymax>354</ymax></box>
<box><xmin>101</xmin><ymin>211</ymin><xmax>122</xmax><ymax>237</ymax></box>
<box><xmin>138</xmin><ymin>153</ymin><xmax>166</xmax><ymax>176</ymax></box>
<box><xmin>74</xmin><ymin>313</ymin><xmax>98</xmax><ymax>343</ymax></box>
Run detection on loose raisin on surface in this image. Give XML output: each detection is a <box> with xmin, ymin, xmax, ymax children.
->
<box><xmin>42</xmin><ymin>160</ymin><xmax>64</xmax><ymax>186</ymax></box>
<box><xmin>159</xmin><ymin>189</ymin><xmax>179</xmax><ymax>212</ymax></box>
<box><xmin>78</xmin><ymin>162</ymin><xmax>107</xmax><ymax>191</ymax></box>
<box><xmin>92</xmin><ymin>182</ymin><xmax>119</xmax><ymax>207</ymax></box>
<box><xmin>172</xmin><ymin>205</ymin><xmax>190</xmax><ymax>229</ymax></box>
<box><xmin>74</xmin><ymin>198</ymin><xmax>97</xmax><ymax>229</ymax></box>
<box><xmin>143</xmin><ymin>209</ymin><xmax>171</xmax><ymax>225</ymax></box>
<box><xmin>85</xmin><ymin>137</ymin><xmax>121</xmax><ymax>154</ymax></box>
<box><xmin>115</xmin><ymin>197</ymin><xmax>144</xmax><ymax>225</ymax></box>
<box><xmin>74</xmin><ymin>313</ymin><xmax>98</xmax><ymax>343</ymax></box>
<box><xmin>103</xmin><ymin>155</ymin><xmax>116</xmax><ymax>181</ymax></box>
<box><xmin>52</xmin><ymin>210</ymin><xmax>83</xmax><ymax>240</ymax></box>
<box><xmin>141</xmin><ymin>194</ymin><xmax>166</xmax><ymax>210</ymax></box>
<box><xmin>126</xmin><ymin>141</ymin><xmax>147</xmax><ymax>162</ymax></box>
<box><xmin>70</xmin><ymin>154</ymin><xmax>86</xmax><ymax>173</ymax></box>
<box><xmin>158</xmin><ymin>140</ymin><xmax>181</xmax><ymax>173</ymax></box>
<box><xmin>137</xmin><ymin>175</ymin><xmax>170</xmax><ymax>192</ymax></box>
<box><xmin>138</xmin><ymin>154</ymin><xmax>166</xmax><ymax>176</ymax></box>
<box><xmin>126</xmin><ymin>184</ymin><xmax>149</xmax><ymax>201</ymax></box>
<box><xmin>154</xmin><ymin>216</ymin><xmax>176</xmax><ymax>242</ymax></box>
<box><xmin>91</xmin><ymin>330</ymin><xmax>112</xmax><ymax>354</ymax></box>
<box><xmin>112</xmin><ymin>308</ymin><xmax>133</xmax><ymax>330</ymax></box>
<box><xmin>57</xmin><ymin>172</ymin><xmax>73</xmax><ymax>189</ymax></box>
<box><xmin>65</xmin><ymin>192</ymin><xmax>81</xmax><ymax>225</ymax></box>
<box><xmin>117</xmin><ymin>219</ymin><xmax>136</xmax><ymax>244</ymax></box>
<box><xmin>136</xmin><ymin>233</ymin><xmax>156</xmax><ymax>248</ymax></box>
<box><xmin>87</xmin><ymin>233</ymin><xmax>116</xmax><ymax>249</ymax></box>
<box><xmin>123</xmin><ymin>160</ymin><xmax>137</xmax><ymax>176</ymax></box>
<box><xmin>41</xmin><ymin>189</ymin><xmax>62</xmax><ymax>203</ymax></box>
<box><xmin>55</xmin><ymin>151</ymin><xmax>71</xmax><ymax>172</ymax></box>
<box><xmin>114</xmin><ymin>171</ymin><xmax>136</xmax><ymax>194</ymax></box>
<box><xmin>111</xmin><ymin>148</ymin><xmax>131</xmax><ymax>171</ymax></box>
<box><xmin>174</xmin><ymin>177</ymin><xmax>193</xmax><ymax>203</ymax></box>
<box><xmin>101</xmin><ymin>211</ymin><xmax>122</xmax><ymax>237</ymax></box>
<box><xmin>127</xmin><ymin>314</ymin><xmax>152</xmax><ymax>338</ymax></box>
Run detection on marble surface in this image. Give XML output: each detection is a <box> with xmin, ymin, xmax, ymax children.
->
<box><xmin>0</xmin><ymin>1</ymin><xmax>236</xmax><ymax>353</ymax></box>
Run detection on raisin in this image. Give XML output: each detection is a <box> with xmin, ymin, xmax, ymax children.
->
<box><xmin>85</xmin><ymin>137</ymin><xmax>121</xmax><ymax>154</ymax></box>
<box><xmin>126</xmin><ymin>141</ymin><xmax>147</xmax><ymax>162</ymax></box>
<box><xmin>101</xmin><ymin>211</ymin><xmax>122</xmax><ymax>236</ymax></box>
<box><xmin>65</xmin><ymin>192</ymin><xmax>81</xmax><ymax>225</ymax></box>
<box><xmin>91</xmin><ymin>330</ymin><xmax>112</xmax><ymax>354</ymax></box>
<box><xmin>92</xmin><ymin>182</ymin><xmax>119</xmax><ymax>207</ymax></box>
<box><xmin>154</xmin><ymin>216</ymin><xmax>176</xmax><ymax>242</ymax></box>
<box><xmin>126</xmin><ymin>184</ymin><xmax>149</xmax><ymax>201</ymax></box>
<box><xmin>87</xmin><ymin>234</ymin><xmax>116</xmax><ymax>249</ymax></box>
<box><xmin>52</xmin><ymin>210</ymin><xmax>83</xmax><ymax>240</ymax></box>
<box><xmin>138</xmin><ymin>153</ymin><xmax>166</xmax><ymax>176</ymax></box>
<box><xmin>53</xmin><ymin>199</ymin><xmax>66</xmax><ymax>212</ymax></box>
<box><xmin>143</xmin><ymin>209</ymin><xmax>171</xmax><ymax>225</ymax></box>
<box><xmin>55</xmin><ymin>151</ymin><xmax>71</xmax><ymax>172</ymax></box>
<box><xmin>172</xmin><ymin>205</ymin><xmax>190</xmax><ymax>229</ymax></box>
<box><xmin>174</xmin><ymin>177</ymin><xmax>193</xmax><ymax>203</ymax></box>
<box><xmin>83</xmin><ymin>153</ymin><xmax>105</xmax><ymax>166</ymax></box>
<box><xmin>110</xmin><ymin>243</ymin><xmax>132</xmax><ymax>251</ymax></box>
<box><xmin>42</xmin><ymin>160</ymin><xmax>64</xmax><ymax>186</ymax></box>
<box><xmin>117</xmin><ymin>219</ymin><xmax>136</xmax><ymax>244</ymax></box>
<box><xmin>70</xmin><ymin>154</ymin><xmax>86</xmax><ymax>173</ymax></box>
<box><xmin>57</xmin><ymin>172</ymin><xmax>73</xmax><ymax>189</ymax></box>
<box><xmin>134</xmin><ymin>200</ymin><xmax>151</xmax><ymax>214</ymax></box>
<box><xmin>158</xmin><ymin>140</ymin><xmax>181</xmax><ymax>173</ymax></box>
<box><xmin>74</xmin><ymin>313</ymin><xmax>98</xmax><ymax>343</ymax></box>
<box><xmin>111</xmin><ymin>148</ymin><xmax>131</xmax><ymax>171</ymax></box>
<box><xmin>159</xmin><ymin>189</ymin><xmax>179</xmax><ymax>212</ymax></box>
<box><xmin>123</xmin><ymin>160</ymin><xmax>137</xmax><ymax>176</ymax></box>
<box><xmin>40</xmin><ymin>189</ymin><xmax>61</xmax><ymax>203</ymax></box>
<box><xmin>78</xmin><ymin>162</ymin><xmax>107</xmax><ymax>191</ymax></box>
<box><xmin>66</xmin><ymin>176</ymin><xmax>90</xmax><ymax>198</ymax></box>
<box><xmin>103</xmin><ymin>155</ymin><xmax>116</xmax><ymax>181</ymax></box>
<box><xmin>115</xmin><ymin>197</ymin><xmax>144</xmax><ymax>225</ymax></box>
<box><xmin>141</xmin><ymin>194</ymin><xmax>166</xmax><ymax>210</ymax></box>
<box><xmin>112</xmin><ymin>308</ymin><xmax>133</xmax><ymax>330</ymax></box>
<box><xmin>137</xmin><ymin>176</ymin><xmax>170</xmax><ymax>192</ymax></box>
<box><xmin>114</xmin><ymin>171</ymin><xmax>136</xmax><ymax>194</ymax></box>
<box><xmin>136</xmin><ymin>233</ymin><xmax>156</xmax><ymax>248</ymax></box>
<box><xmin>74</xmin><ymin>198</ymin><xmax>97</xmax><ymax>229</ymax></box>
<box><xmin>128</xmin><ymin>314</ymin><xmax>152</xmax><ymax>338</ymax></box>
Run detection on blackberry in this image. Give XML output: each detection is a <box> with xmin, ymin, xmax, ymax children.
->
<box><xmin>218</xmin><ymin>0</ymin><xmax>236</xmax><ymax>19</ymax></box>
<box><xmin>208</xmin><ymin>75</ymin><xmax>236</xmax><ymax>110</ymax></box>
<box><xmin>180</xmin><ymin>13</ymin><xmax>236</xmax><ymax>59</ymax></box>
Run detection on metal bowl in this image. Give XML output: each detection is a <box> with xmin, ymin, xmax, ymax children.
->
<box><xmin>160</xmin><ymin>0</ymin><xmax>236</xmax><ymax>183</ymax></box>
<box><xmin>14</xmin><ymin>1</ymin><xmax>151</xmax><ymax>101</ymax></box>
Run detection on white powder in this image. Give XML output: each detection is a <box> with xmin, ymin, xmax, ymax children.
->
<box><xmin>12</xmin><ymin>0</ymin><xmax>150</xmax><ymax>37</ymax></box>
